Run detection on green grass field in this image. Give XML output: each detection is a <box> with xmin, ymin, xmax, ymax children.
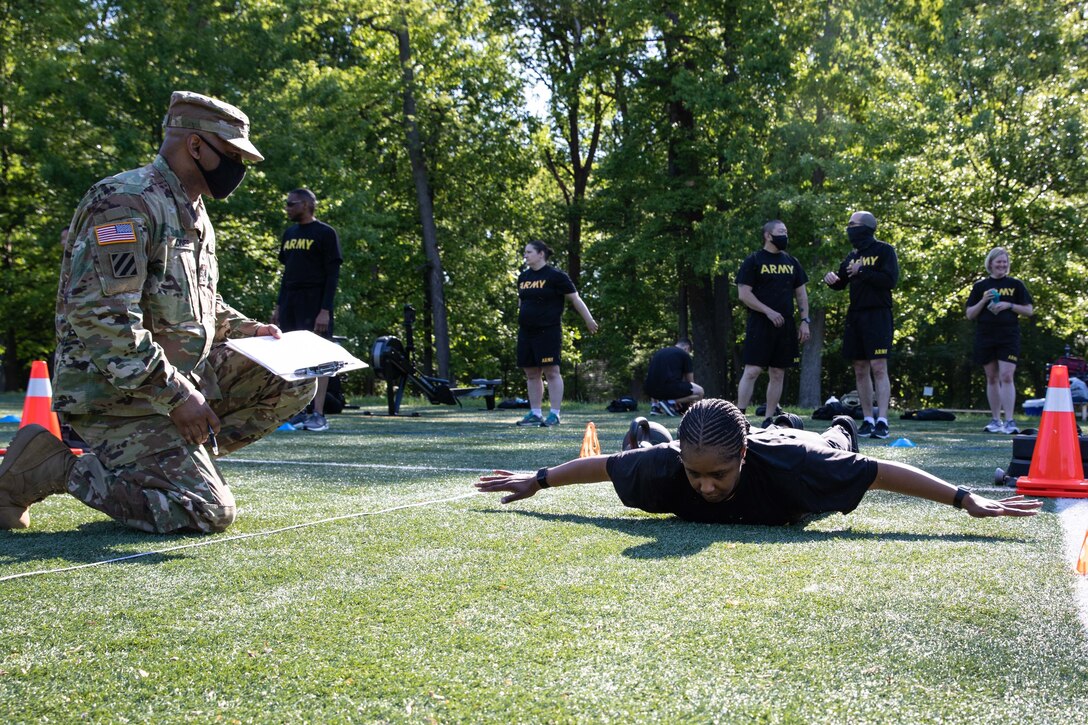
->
<box><xmin>1</xmin><ymin>395</ymin><xmax>1086</xmax><ymax>723</ymax></box>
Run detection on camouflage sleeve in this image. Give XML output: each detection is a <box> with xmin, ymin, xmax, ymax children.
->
<box><xmin>60</xmin><ymin>193</ymin><xmax>195</xmax><ymax>413</ymax></box>
<box><xmin>215</xmin><ymin>296</ymin><xmax>263</xmax><ymax>340</ymax></box>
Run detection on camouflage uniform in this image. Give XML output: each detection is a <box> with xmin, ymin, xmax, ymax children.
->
<box><xmin>55</xmin><ymin>154</ymin><xmax>314</xmax><ymax>534</ymax></box>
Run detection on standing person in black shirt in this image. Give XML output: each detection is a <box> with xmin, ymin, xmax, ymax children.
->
<box><xmin>644</xmin><ymin>339</ymin><xmax>704</xmax><ymax>416</ymax></box>
<box><xmin>823</xmin><ymin>211</ymin><xmax>899</xmax><ymax>440</ymax></box>
<box><xmin>272</xmin><ymin>188</ymin><xmax>343</xmax><ymax>432</ymax></box>
<box><xmin>966</xmin><ymin>247</ymin><xmax>1034</xmax><ymax>434</ymax></box>
<box><xmin>736</xmin><ymin>220</ymin><xmax>810</xmax><ymax>427</ymax></box>
<box><xmin>477</xmin><ymin>399</ymin><xmax>1041</xmax><ymax>524</ymax></box>
<box><xmin>515</xmin><ymin>240</ymin><xmax>598</xmax><ymax>427</ymax></box>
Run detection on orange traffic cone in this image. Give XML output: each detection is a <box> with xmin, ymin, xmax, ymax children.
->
<box><xmin>21</xmin><ymin>360</ymin><xmax>62</xmax><ymax>438</ymax></box>
<box><xmin>0</xmin><ymin>360</ymin><xmax>82</xmax><ymax>456</ymax></box>
<box><xmin>579</xmin><ymin>422</ymin><xmax>601</xmax><ymax>458</ymax></box>
<box><xmin>1016</xmin><ymin>365</ymin><xmax>1088</xmax><ymax>498</ymax></box>
<box><xmin>1077</xmin><ymin>529</ymin><xmax>1088</xmax><ymax>576</ymax></box>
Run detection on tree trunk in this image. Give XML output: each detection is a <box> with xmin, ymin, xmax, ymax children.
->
<box><xmin>395</xmin><ymin>21</ymin><xmax>450</xmax><ymax>380</ymax></box>
<box><xmin>688</xmin><ymin>274</ymin><xmax>731</xmax><ymax>398</ymax></box>
<box><xmin>798</xmin><ymin>307</ymin><xmax>825</xmax><ymax>408</ymax></box>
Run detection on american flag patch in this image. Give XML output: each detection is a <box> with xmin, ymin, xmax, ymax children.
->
<box><xmin>94</xmin><ymin>222</ymin><xmax>137</xmax><ymax>245</ymax></box>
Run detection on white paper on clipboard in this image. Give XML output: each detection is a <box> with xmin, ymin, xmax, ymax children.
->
<box><xmin>225</xmin><ymin>330</ymin><xmax>368</xmax><ymax>381</ymax></box>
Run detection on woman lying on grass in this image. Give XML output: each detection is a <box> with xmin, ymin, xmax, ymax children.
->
<box><xmin>476</xmin><ymin>398</ymin><xmax>1041</xmax><ymax>525</ymax></box>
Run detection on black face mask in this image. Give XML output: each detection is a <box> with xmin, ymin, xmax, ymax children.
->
<box><xmin>846</xmin><ymin>225</ymin><xmax>874</xmax><ymax>248</ymax></box>
<box><xmin>195</xmin><ymin>136</ymin><xmax>247</xmax><ymax>199</ymax></box>
<box><xmin>770</xmin><ymin>234</ymin><xmax>789</xmax><ymax>251</ymax></box>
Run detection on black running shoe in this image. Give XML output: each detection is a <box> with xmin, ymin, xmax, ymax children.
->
<box><xmin>858</xmin><ymin>420</ymin><xmax>874</xmax><ymax>437</ymax></box>
<box><xmin>829</xmin><ymin>415</ymin><xmax>860</xmax><ymax>453</ymax></box>
<box><xmin>872</xmin><ymin>420</ymin><xmax>890</xmax><ymax>439</ymax></box>
<box><xmin>771</xmin><ymin>412</ymin><xmax>805</xmax><ymax>430</ymax></box>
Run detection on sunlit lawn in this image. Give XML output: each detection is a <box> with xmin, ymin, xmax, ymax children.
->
<box><xmin>1</xmin><ymin>395</ymin><xmax>1086</xmax><ymax>723</ymax></box>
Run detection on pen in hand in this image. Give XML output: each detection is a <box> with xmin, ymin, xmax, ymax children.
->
<box><xmin>208</xmin><ymin>426</ymin><xmax>219</xmax><ymax>456</ymax></box>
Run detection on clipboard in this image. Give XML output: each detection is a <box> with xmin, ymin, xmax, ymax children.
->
<box><xmin>225</xmin><ymin>330</ymin><xmax>368</xmax><ymax>381</ymax></box>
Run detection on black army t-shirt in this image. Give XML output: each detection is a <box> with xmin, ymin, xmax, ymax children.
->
<box><xmin>966</xmin><ymin>276</ymin><xmax>1032</xmax><ymax>337</ymax></box>
<box><xmin>278</xmin><ymin>220</ymin><xmax>343</xmax><ymax>310</ymax></box>
<box><xmin>518</xmin><ymin>265</ymin><xmax>577</xmax><ymax>328</ymax></box>
<box><xmin>736</xmin><ymin>249</ymin><xmax>808</xmax><ymax>317</ymax></box>
<box><xmin>605</xmin><ymin>429</ymin><xmax>877</xmax><ymax>526</ymax></box>
<box><xmin>644</xmin><ymin>346</ymin><xmax>694</xmax><ymax>394</ymax></box>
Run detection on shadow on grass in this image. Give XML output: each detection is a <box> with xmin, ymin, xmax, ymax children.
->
<box><xmin>0</xmin><ymin>520</ymin><xmax>197</xmax><ymax>572</ymax></box>
<box><xmin>479</xmin><ymin>508</ymin><xmax>1033</xmax><ymax>559</ymax></box>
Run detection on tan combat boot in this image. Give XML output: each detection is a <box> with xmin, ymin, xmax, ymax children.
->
<box><xmin>0</xmin><ymin>424</ymin><xmax>78</xmax><ymax>529</ymax></box>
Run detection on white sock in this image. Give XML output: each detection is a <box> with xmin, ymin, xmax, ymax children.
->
<box><xmin>864</xmin><ymin>417</ymin><xmax>875</xmax><ymax>425</ymax></box>
<box><xmin>550</xmin><ymin>408</ymin><xmax>561</xmax><ymax>417</ymax></box>
<box><xmin>531</xmin><ymin>408</ymin><xmax>543</xmax><ymax>417</ymax></box>
<box><xmin>877</xmin><ymin>417</ymin><xmax>888</xmax><ymax>425</ymax></box>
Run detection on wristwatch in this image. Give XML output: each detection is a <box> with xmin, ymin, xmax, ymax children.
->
<box><xmin>953</xmin><ymin>486</ymin><xmax>970</xmax><ymax>509</ymax></box>
<box><xmin>800</xmin><ymin>317</ymin><xmax>811</xmax><ymax>324</ymax></box>
<box><xmin>536</xmin><ymin>467</ymin><xmax>550</xmax><ymax>488</ymax></box>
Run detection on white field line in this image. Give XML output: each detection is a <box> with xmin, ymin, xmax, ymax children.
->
<box><xmin>225</xmin><ymin>458</ymin><xmax>493</xmax><ymax>473</ymax></box>
<box><xmin>0</xmin><ymin>491</ymin><xmax>481</xmax><ymax>584</ymax></box>
<box><xmin>1056</xmin><ymin>499</ymin><xmax>1088</xmax><ymax>633</ymax></box>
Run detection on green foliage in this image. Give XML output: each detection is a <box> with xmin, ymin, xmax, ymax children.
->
<box><xmin>1</xmin><ymin>0</ymin><xmax>1087</xmax><ymax>406</ymax></box>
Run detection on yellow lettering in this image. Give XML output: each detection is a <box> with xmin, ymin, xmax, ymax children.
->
<box><xmin>283</xmin><ymin>238</ymin><xmax>315</xmax><ymax>251</ymax></box>
<box><xmin>759</xmin><ymin>263</ymin><xmax>794</xmax><ymax>275</ymax></box>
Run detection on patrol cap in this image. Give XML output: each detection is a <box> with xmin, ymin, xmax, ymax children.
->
<box><xmin>852</xmin><ymin>210</ymin><xmax>878</xmax><ymax>230</ymax></box>
<box><xmin>162</xmin><ymin>91</ymin><xmax>264</xmax><ymax>163</ymax></box>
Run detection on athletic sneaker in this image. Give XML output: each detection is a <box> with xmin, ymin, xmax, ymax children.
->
<box><xmin>984</xmin><ymin>419</ymin><xmax>1004</xmax><ymax>433</ymax></box>
<box><xmin>771</xmin><ymin>412</ymin><xmax>805</xmax><ymax>430</ymax></box>
<box><xmin>660</xmin><ymin>400</ymin><xmax>678</xmax><ymax>417</ymax></box>
<box><xmin>541</xmin><ymin>412</ymin><xmax>561</xmax><ymax>427</ymax></box>
<box><xmin>302</xmin><ymin>412</ymin><xmax>329</xmax><ymax>432</ymax></box>
<box><xmin>1003</xmin><ymin>420</ymin><xmax>1020</xmax><ymax>435</ymax></box>
<box><xmin>650</xmin><ymin>402</ymin><xmax>665</xmax><ymax>416</ymax></box>
<box><xmin>871</xmin><ymin>420</ymin><xmax>890</xmax><ymax>439</ymax></box>
<box><xmin>829</xmin><ymin>415</ymin><xmax>860</xmax><ymax>453</ymax></box>
<box><xmin>858</xmin><ymin>420</ymin><xmax>875</xmax><ymax>437</ymax></box>
<box><xmin>516</xmin><ymin>413</ymin><xmax>544</xmax><ymax>427</ymax></box>
<box><xmin>288</xmin><ymin>410</ymin><xmax>309</xmax><ymax>429</ymax></box>
<box><xmin>761</xmin><ymin>416</ymin><xmax>774</xmax><ymax>429</ymax></box>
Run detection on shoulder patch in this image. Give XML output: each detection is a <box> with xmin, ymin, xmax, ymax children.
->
<box><xmin>94</xmin><ymin>222</ymin><xmax>137</xmax><ymax>245</ymax></box>
<box><xmin>110</xmin><ymin>251</ymin><xmax>138</xmax><ymax>278</ymax></box>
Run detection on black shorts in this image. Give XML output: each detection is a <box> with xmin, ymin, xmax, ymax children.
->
<box><xmin>974</xmin><ymin>334</ymin><xmax>1020</xmax><ymax>366</ymax></box>
<box><xmin>280</xmin><ymin>288</ymin><xmax>334</xmax><ymax>338</ymax></box>
<box><xmin>742</xmin><ymin>315</ymin><xmax>799</xmax><ymax>369</ymax></box>
<box><xmin>841</xmin><ymin>307</ymin><xmax>892</xmax><ymax>361</ymax></box>
<box><xmin>517</xmin><ymin>325</ymin><xmax>562</xmax><ymax>368</ymax></box>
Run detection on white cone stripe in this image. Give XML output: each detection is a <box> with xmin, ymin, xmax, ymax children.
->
<box><xmin>26</xmin><ymin>377</ymin><xmax>53</xmax><ymax>398</ymax></box>
<box><xmin>1044</xmin><ymin>386</ymin><xmax>1075</xmax><ymax>413</ymax></box>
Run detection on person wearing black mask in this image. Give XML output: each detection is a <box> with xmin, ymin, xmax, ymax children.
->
<box><xmin>12</xmin><ymin>92</ymin><xmax>316</xmax><ymax>534</ymax></box>
<box><xmin>823</xmin><ymin>211</ymin><xmax>900</xmax><ymax>439</ymax></box>
<box><xmin>736</xmin><ymin>220</ymin><xmax>811</xmax><ymax>428</ymax></box>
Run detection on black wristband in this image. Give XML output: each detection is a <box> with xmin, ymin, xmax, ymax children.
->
<box><xmin>953</xmin><ymin>486</ymin><xmax>970</xmax><ymax>509</ymax></box>
<box><xmin>536</xmin><ymin>467</ymin><xmax>550</xmax><ymax>488</ymax></box>
<box><xmin>800</xmin><ymin>317</ymin><xmax>811</xmax><ymax>324</ymax></box>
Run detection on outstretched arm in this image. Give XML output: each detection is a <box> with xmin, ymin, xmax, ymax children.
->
<box><xmin>870</xmin><ymin>460</ymin><xmax>1041</xmax><ymax>518</ymax></box>
<box><xmin>476</xmin><ymin>455</ymin><xmax>610</xmax><ymax>503</ymax></box>
<box><xmin>566</xmin><ymin>292</ymin><xmax>599</xmax><ymax>334</ymax></box>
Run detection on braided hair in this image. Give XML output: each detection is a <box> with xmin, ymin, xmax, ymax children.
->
<box><xmin>677</xmin><ymin>398</ymin><xmax>749</xmax><ymax>459</ymax></box>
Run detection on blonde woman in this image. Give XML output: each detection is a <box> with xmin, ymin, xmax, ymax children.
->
<box><xmin>966</xmin><ymin>248</ymin><xmax>1034</xmax><ymax>434</ymax></box>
